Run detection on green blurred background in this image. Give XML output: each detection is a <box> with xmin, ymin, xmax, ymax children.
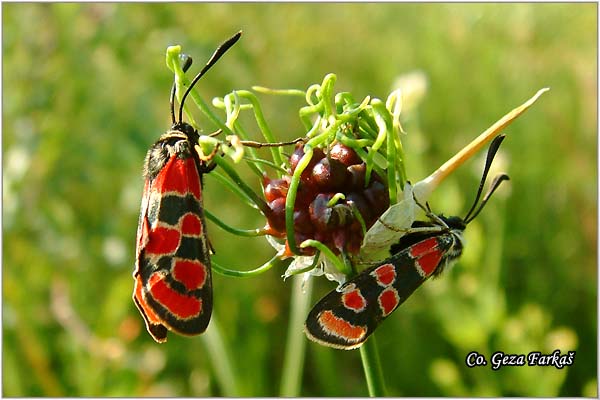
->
<box><xmin>3</xmin><ymin>3</ymin><xmax>597</xmax><ymax>397</ymax></box>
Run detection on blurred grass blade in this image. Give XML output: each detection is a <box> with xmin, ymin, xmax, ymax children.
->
<box><xmin>279</xmin><ymin>274</ymin><xmax>313</xmax><ymax>396</ymax></box>
<box><xmin>201</xmin><ymin>315</ymin><xmax>241</xmax><ymax>396</ymax></box>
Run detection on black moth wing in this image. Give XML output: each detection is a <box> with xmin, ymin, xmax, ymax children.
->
<box><xmin>305</xmin><ymin>243</ymin><xmax>433</xmax><ymax>350</ymax></box>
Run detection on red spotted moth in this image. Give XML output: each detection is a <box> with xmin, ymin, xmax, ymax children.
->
<box><xmin>133</xmin><ymin>32</ymin><xmax>241</xmax><ymax>342</ymax></box>
<box><xmin>304</xmin><ymin>134</ymin><xmax>509</xmax><ymax>349</ymax></box>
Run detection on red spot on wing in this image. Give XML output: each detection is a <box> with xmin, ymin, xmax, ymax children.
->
<box><xmin>410</xmin><ymin>237</ymin><xmax>444</xmax><ymax>277</ymax></box>
<box><xmin>416</xmin><ymin>250</ymin><xmax>443</xmax><ymax>277</ymax></box>
<box><xmin>341</xmin><ymin>287</ymin><xmax>366</xmax><ymax>312</ymax></box>
<box><xmin>410</xmin><ymin>237</ymin><xmax>439</xmax><ymax>257</ymax></box>
<box><xmin>154</xmin><ymin>157</ymin><xmax>202</xmax><ymax>199</ymax></box>
<box><xmin>144</xmin><ymin>226</ymin><xmax>181</xmax><ymax>255</ymax></box>
<box><xmin>173</xmin><ymin>259</ymin><xmax>207</xmax><ymax>290</ymax></box>
<box><xmin>148</xmin><ymin>273</ymin><xmax>202</xmax><ymax>319</ymax></box>
<box><xmin>378</xmin><ymin>288</ymin><xmax>399</xmax><ymax>316</ymax></box>
<box><xmin>148</xmin><ymin>272</ymin><xmax>202</xmax><ymax>319</ymax></box>
<box><xmin>318</xmin><ymin>310</ymin><xmax>367</xmax><ymax>341</ymax></box>
<box><xmin>181</xmin><ymin>213</ymin><xmax>203</xmax><ymax>236</ymax></box>
<box><xmin>371</xmin><ymin>263</ymin><xmax>396</xmax><ymax>286</ymax></box>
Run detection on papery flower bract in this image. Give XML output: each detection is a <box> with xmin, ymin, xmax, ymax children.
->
<box><xmin>360</xmin><ymin>182</ymin><xmax>416</xmax><ymax>262</ymax></box>
<box><xmin>306</xmin><ymin>256</ymin><xmax>348</xmax><ymax>287</ymax></box>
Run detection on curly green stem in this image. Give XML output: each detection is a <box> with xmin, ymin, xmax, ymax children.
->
<box><xmin>212</xmin><ymin>156</ymin><xmax>269</xmax><ymax>215</ymax></box>
<box><xmin>209</xmin><ymin>171</ymin><xmax>260</xmax><ymax>210</ymax></box>
<box><xmin>284</xmin><ymin>146</ymin><xmax>313</xmax><ymax>254</ymax></box>
<box><xmin>386</xmin><ymin>89</ymin><xmax>407</xmax><ymax>187</ymax></box>
<box><xmin>242</xmin><ymin>156</ymin><xmax>289</xmax><ymax>175</ymax></box>
<box><xmin>300</xmin><ymin>240</ymin><xmax>351</xmax><ymax>276</ymax></box>
<box><xmin>236</xmin><ymin>90</ymin><xmax>286</xmax><ymax>165</ymax></box>
<box><xmin>365</xmin><ymin>100</ymin><xmax>390</xmax><ymax>186</ymax></box>
<box><xmin>204</xmin><ymin>209</ymin><xmax>264</xmax><ymax>237</ymax></box>
<box><xmin>252</xmin><ymin>86</ymin><xmax>306</xmax><ymax>97</ymax></box>
<box><xmin>211</xmin><ymin>254</ymin><xmax>291</xmax><ymax>278</ymax></box>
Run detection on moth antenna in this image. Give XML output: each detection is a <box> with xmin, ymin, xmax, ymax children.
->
<box><xmin>464</xmin><ymin>173</ymin><xmax>510</xmax><ymax>224</ymax></box>
<box><xmin>463</xmin><ymin>134</ymin><xmax>506</xmax><ymax>222</ymax></box>
<box><xmin>177</xmin><ymin>31</ymin><xmax>242</xmax><ymax>123</ymax></box>
<box><xmin>170</xmin><ymin>54</ymin><xmax>193</xmax><ymax>124</ymax></box>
